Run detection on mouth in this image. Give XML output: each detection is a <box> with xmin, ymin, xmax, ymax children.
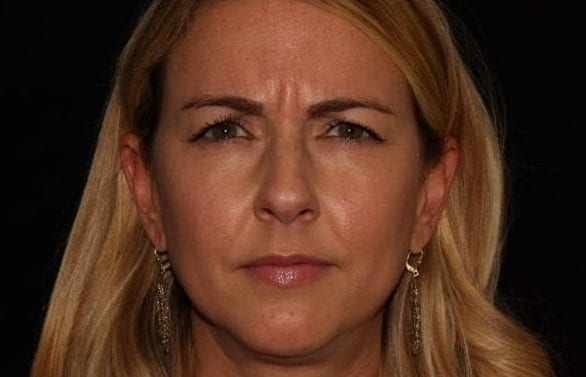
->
<box><xmin>241</xmin><ymin>254</ymin><xmax>334</xmax><ymax>288</ymax></box>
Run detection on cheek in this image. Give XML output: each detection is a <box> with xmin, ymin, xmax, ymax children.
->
<box><xmin>319</xmin><ymin>155</ymin><xmax>422</xmax><ymax>291</ymax></box>
<box><xmin>153</xmin><ymin>148</ymin><xmax>257</xmax><ymax>285</ymax></box>
<box><xmin>323</xmin><ymin>151</ymin><xmax>421</xmax><ymax>245</ymax></box>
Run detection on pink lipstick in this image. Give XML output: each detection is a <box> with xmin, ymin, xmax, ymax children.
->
<box><xmin>243</xmin><ymin>255</ymin><xmax>333</xmax><ymax>288</ymax></box>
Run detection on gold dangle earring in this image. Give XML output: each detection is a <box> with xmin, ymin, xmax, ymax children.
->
<box><xmin>154</xmin><ymin>248</ymin><xmax>171</xmax><ymax>354</ymax></box>
<box><xmin>405</xmin><ymin>249</ymin><xmax>424</xmax><ymax>355</ymax></box>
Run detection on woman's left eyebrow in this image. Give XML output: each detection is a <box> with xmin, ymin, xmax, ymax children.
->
<box><xmin>307</xmin><ymin>98</ymin><xmax>394</xmax><ymax>117</ymax></box>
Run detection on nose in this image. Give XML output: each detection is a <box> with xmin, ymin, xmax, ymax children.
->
<box><xmin>254</xmin><ymin>139</ymin><xmax>320</xmax><ymax>224</ymax></box>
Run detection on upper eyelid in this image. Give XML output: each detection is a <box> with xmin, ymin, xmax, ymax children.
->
<box><xmin>205</xmin><ymin>114</ymin><xmax>245</xmax><ymax>127</ymax></box>
<box><xmin>326</xmin><ymin>117</ymin><xmax>367</xmax><ymax>129</ymax></box>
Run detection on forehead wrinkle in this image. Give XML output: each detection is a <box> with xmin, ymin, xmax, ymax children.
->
<box><xmin>166</xmin><ymin>0</ymin><xmax>412</xmax><ymax>125</ymax></box>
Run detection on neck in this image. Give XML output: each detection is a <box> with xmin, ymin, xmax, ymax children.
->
<box><xmin>190</xmin><ymin>313</ymin><xmax>388</xmax><ymax>377</ymax></box>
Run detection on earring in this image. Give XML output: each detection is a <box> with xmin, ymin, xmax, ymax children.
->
<box><xmin>405</xmin><ymin>249</ymin><xmax>424</xmax><ymax>355</ymax></box>
<box><xmin>154</xmin><ymin>248</ymin><xmax>171</xmax><ymax>354</ymax></box>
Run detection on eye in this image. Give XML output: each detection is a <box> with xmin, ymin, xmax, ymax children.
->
<box><xmin>189</xmin><ymin>115</ymin><xmax>248</xmax><ymax>142</ymax></box>
<box><xmin>326</xmin><ymin>119</ymin><xmax>384</xmax><ymax>142</ymax></box>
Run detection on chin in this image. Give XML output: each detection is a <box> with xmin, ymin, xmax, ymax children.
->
<box><xmin>243</xmin><ymin>327</ymin><xmax>333</xmax><ymax>361</ymax></box>
<box><xmin>231</xmin><ymin>302</ymin><xmax>340</xmax><ymax>360</ymax></box>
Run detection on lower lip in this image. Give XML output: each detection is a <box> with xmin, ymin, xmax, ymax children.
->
<box><xmin>245</xmin><ymin>264</ymin><xmax>331</xmax><ymax>288</ymax></box>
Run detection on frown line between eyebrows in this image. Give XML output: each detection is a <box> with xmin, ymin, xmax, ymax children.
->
<box><xmin>180</xmin><ymin>95</ymin><xmax>395</xmax><ymax>117</ymax></box>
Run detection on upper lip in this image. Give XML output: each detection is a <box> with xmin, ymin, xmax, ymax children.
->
<box><xmin>242</xmin><ymin>254</ymin><xmax>334</xmax><ymax>268</ymax></box>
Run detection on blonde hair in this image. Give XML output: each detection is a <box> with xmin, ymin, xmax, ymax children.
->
<box><xmin>31</xmin><ymin>0</ymin><xmax>553</xmax><ymax>376</ymax></box>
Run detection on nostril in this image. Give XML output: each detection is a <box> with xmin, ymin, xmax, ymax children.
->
<box><xmin>258</xmin><ymin>207</ymin><xmax>276</xmax><ymax>221</ymax></box>
<box><xmin>299</xmin><ymin>208</ymin><xmax>314</xmax><ymax>219</ymax></box>
<box><xmin>254</xmin><ymin>199</ymin><xmax>319</xmax><ymax>224</ymax></box>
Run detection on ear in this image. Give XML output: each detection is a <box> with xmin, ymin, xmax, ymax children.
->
<box><xmin>410</xmin><ymin>136</ymin><xmax>459</xmax><ymax>250</ymax></box>
<box><xmin>119</xmin><ymin>132</ymin><xmax>167</xmax><ymax>250</ymax></box>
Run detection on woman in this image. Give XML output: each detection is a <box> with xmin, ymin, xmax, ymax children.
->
<box><xmin>31</xmin><ymin>0</ymin><xmax>554</xmax><ymax>376</ymax></box>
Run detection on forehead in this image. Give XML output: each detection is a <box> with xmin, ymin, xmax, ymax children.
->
<box><xmin>164</xmin><ymin>0</ymin><xmax>411</xmax><ymax>106</ymax></box>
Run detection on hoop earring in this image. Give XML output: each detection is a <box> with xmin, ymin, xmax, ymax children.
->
<box><xmin>154</xmin><ymin>248</ymin><xmax>171</xmax><ymax>354</ymax></box>
<box><xmin>405</xmin><ymin>249</ymin><xmax>424</xmax><ymax>355</ymax></box>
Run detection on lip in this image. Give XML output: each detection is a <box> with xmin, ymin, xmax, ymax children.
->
<box><xmin>242</xmin><ymin>255</ymin><xmax>334</xmax><ymax>288</ymax></box>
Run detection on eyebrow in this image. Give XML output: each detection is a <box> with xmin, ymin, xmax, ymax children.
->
<box><xmin>181</xmin><ymin>95</ymin><xmax>394</xmax><ymax>117</ymax></box>
<box><xmin>307</xmin><ymin>97</ymin><xmax>394</xmax><ymax>117</ymax></box>
<box><xmin>181</xmin><ymin>95</ymin><xmax>263</xmax><ymax>115</ymax></box>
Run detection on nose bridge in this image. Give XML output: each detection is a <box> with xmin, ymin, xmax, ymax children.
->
<box><xmin>269</xmin><ymin>135</ymin><xmax>311</xmax><ymax>191</ymax></box>
<box><xmin>271</xmin><ymin>129</ymin><xmax>306</xmax><ymax>170</ymax></box>
<box><xmin>254</xmin><ymin>127</ymin><xmax>319</xmax><ymax>224</ymax></box>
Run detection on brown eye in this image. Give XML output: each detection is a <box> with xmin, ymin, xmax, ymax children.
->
<box><xmin>326</xmin><ymin>120</ymin><xmax>383</xmax><ymax>142</ymax></box>
<box><xmin>204</xmin><ymin>121</ymin><xmax>245</xmax><ymax>139</ymax></box>
<box><xmin>189</xmin><ymin>115</ymin><xmax>248</xmax><ymax>142</ymax></box>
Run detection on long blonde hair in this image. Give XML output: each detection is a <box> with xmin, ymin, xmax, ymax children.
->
<box><xmin>31</xmin><ymin>1</ymin><xmax>553</xmax><ymax>376</ymax></box>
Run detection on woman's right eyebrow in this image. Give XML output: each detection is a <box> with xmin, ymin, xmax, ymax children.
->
<box><xmin>181</xmin><ymin>95</ymin><xmax>263</xmax><ymax>115</ymax></box>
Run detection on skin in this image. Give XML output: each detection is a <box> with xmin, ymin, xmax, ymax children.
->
<box><xmin>121</xmin><ymin>1</ymin><xmax>458</xmax><ymax>376</ymax></box>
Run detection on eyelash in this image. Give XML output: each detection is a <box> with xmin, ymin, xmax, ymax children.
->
<box><xmin>325</xmin><ymin>117</ymin><xmax>385</xmax><ymax>143</ymax></box>
<box><xmin>188</xmin><ymin>115</ymin><xmax>384</xmax><ymax>144</ymax></box>
<box><xmin>188</xmin><ymin>114</ymin><xmax>247</xmax><ymax>143</ymax></box>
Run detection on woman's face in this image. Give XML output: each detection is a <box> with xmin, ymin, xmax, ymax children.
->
<box><xmin>123</xmin><ymin>0</ymin><xmax>453</xmax><ymax>362</ymax></box>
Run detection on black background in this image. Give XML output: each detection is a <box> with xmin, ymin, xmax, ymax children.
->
<box><xmin>1</xmin><ymin>1</ymin><xmax>581</xmax><ymax>376</ymax></box>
